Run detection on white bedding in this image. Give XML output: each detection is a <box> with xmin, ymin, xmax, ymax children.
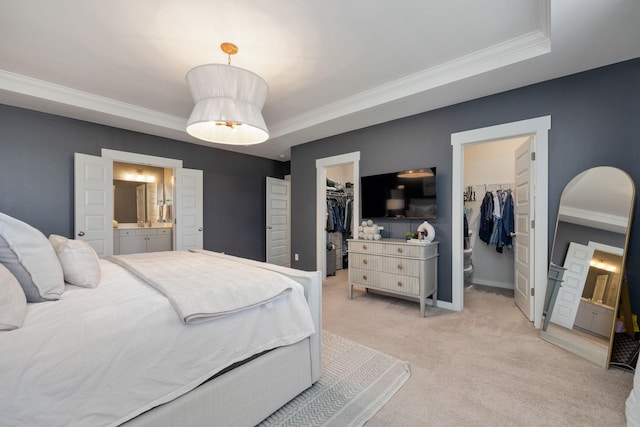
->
<box><xmin>107</xmin><ymin>250</ymin><xmax>294</xmax><ymax>323</ymax></box>
<box><xmin>627</xmin><ymin>369</ymin><xmax>640</xmax><ymax>426</ymax></box>
<box><xmin>0</xmin><ymin>258</ymin><xmax>316</xmax><ymax>427</ymax></box>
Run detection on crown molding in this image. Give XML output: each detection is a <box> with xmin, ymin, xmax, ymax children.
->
<box><xmin>269</xmin><ymin>28</ymin><xmax>551</xmax><ymax>138</ymax></box>
<box><xmin>0</xmin><ymin>69</ymin><xmax>186</xmax><ymax>131</ymax></box>
<box><xmin>559</xmin><ymin>206</ymin><xmax>628</xmax><ymax>234</ymax></box>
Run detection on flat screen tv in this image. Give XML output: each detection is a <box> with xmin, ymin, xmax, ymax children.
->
<box><xmin>361</xmin><ymin>167</ymin><xmax>437</xmax><ymax>220</ymax></box>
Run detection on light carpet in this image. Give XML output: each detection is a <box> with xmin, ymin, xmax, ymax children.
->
<box><xmin>259</xmin><ymin>331</ymin><xmax>410</xmax><ymax>427</ymax></box>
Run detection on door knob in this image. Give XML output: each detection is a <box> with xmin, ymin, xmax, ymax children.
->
<box><xmin>266</xmin><ymin>226</ymin><xmax>273</xmax><ymax>229</ymax></box>
<box><xmin>198</xmin><ymin>227</ymin><xmax>203</xmax><ymax>232</ymax></box>
<box><xmin>77</xmin><ymin>231</ymin><xmax>85</xmax><ymax>237</ymax></box>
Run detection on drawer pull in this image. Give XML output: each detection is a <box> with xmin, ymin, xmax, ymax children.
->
<box><xmin>362</xmin><ymin>259</ymin><xmax>368</xmax><ymax>265</ymax></box>
<box><xmin>397</xmin><ymin>247</ymin><xmax>403</xmax><ymax>253</ymax></box>
<box><xmin>397</xmin><ymin>263</ymin><xmax>403</xmax><ymax>270</ymax></box>
<box><xmin>363</xmin><ymin>244</ymin><xmax>368</xmax><ymax>250</ymax></box>
<box><xmin>397</xmin><ymin>281</ymin><xmax>403</xmax><ymax>287</ymax></box>
<box><xmin>362</xmin><ymin>275</ymin><xmax>367</xmax><ymax>281</ymax></box>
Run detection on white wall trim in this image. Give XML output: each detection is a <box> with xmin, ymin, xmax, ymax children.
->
<box><xmin>451</xmin><ymin>116</ymin><xmax>551</xmax><ymax>328</ymax></box>
<box><xmin>316</xmin><ymin>152</ymin><xmax>360</xmax><ymax>279</ymax></box>
<box><xmin>587</xmin><ymin>241</ymin><xmax>624</xmax><ymax>256</ymax></box>
<box><xmin>1</xmin><ymin>70</ymin><xmax>187</xmax><ymax>131</ymax></box>
<box><xmin>101</xmin><ymin>148</ymin><xmax>183</xmax><ymax>168</ymax></box>
<box><xmin>472</xmin><ymin>279</ymin><xmax>515</xmax><ymax>290</ymax></box>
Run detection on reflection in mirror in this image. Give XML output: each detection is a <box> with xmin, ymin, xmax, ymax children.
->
<box><xmin>540</xmin><ymin>167</ymin><xmax>635</xmax><ymax>368</ymax></box>
<box><xmin>113</xmin><ymin>162</ymin><xmax>174</xmax><ymax>225</ymax></box>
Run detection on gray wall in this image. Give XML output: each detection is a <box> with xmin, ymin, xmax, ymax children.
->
<box><xmin>0</xmin><ymin>105</ymin><xmax>289</xmax><ymax>261</ymax></box>
<box><xmin>290</xmin><ymin>58</ymin><xmax>640</xmax><ymax>310</ymax></box>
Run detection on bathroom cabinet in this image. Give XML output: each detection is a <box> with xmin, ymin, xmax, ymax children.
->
<box><xmin>573</xmin><ymin>299</ymin><xmax>615</xmax><ymax>338</ymax></box>
<box><xmin>114</xmin><ymin>227</ymin><xmax>172</xmax><ymax>255</ymax></box>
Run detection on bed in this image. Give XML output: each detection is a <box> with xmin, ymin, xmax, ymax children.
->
<box><xmin>0</xmin><ymin>212</ymin><xmax>322</xmax><ymax>427</ymax></box>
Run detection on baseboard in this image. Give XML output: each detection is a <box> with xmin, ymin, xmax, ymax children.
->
<box><xmin>470</xmin><ymin>278</ymin><xmax>514</xmax><ymax>290</ymax></box>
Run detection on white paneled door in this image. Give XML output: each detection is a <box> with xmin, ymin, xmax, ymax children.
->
<box><xmin>174</xmin><ymin>168</ymin><xmax>203</xmax><ymax>251</ymax></box>
<box><xmin>74</xmin><ymin>153</ymin><xmax>113</xmax><ymax>257</ymax></box>
<box><xmin>266</xmin><ymin>177</ymin><xmax>291</xmax><ymax>266</ymax></box>
<box><xmin>514</xmin><ymin>138</ymin><xmax>534</xmax><ymax>320</ymax></box>
<box><xmin>551</xmin><ymin>242</ymin><xmax>594</xmax><ymax>329</ymax></box>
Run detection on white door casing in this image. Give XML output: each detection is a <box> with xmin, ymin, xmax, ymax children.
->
<box><xmin>451</xmin><ymin>116</ymin><xmax>550</xmax><ymax>327</ymax></box>
<box><xmin>551</xmin><ymin>242</ymin><xmax>594</xmax><ymax>329</ymax></box>
<box><xmin>74</xmin><ymin>153</ymin><xmax>113</xmax><ymax>257</ymax></box>
<box><xmin>315</xmin><ymin>152</ymin><xmax>360</xmax><ymax>279</ymax></box>
<box><xmin>174</xmin><ymin>168</ymin><xmax>203</xmax><ymax>251</ymax></box>
<box><xmin>266</xmin><ymin>177</ymin><xmax>291</xmax><ymax>266</ymax></box>
<box><xmin>78</xmin><ymin>150</ymin><xmax>204</xmax><ymax>254</ymax></box>
<box><xmin>514</xmin><ymin>138</ymin><xmax>534</xmax><ymax>320</ymax></box>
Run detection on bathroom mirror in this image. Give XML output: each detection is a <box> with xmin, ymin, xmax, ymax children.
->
<box><xmin>112</xmin><ymin>162</ymin><xmax>174</xmax><ymax>225</ymax></box>
<box><xmin>540</xmin><ymin>166</ymin><xmax>635</xmax><ymax>368</ymax></box>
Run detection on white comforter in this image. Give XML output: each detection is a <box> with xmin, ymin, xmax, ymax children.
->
<box><xmin>627</xmin><ymin>368</ymin><xmax>640</xmax><ymax>426</ymax></box>
<box><xmin>0</xmin><ymin>258</ymin><xmax>315</xmax><ymax>427</ymax></box>
<box><xmin>107</xmin><ymin>250</ymin><xmax>294</xmax><ymax>323</ymax></box>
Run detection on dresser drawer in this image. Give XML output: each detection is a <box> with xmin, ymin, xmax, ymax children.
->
<box><xmin>384</xmin><ymin>257</ymin><xmax>421</xmax><ymax>277</ymax></box>
<box><xmin>350</xmin><ymin>267</ymin><xmax>419</xmax><ymax>296</ymax></box>
<box><xmin>349</xmin><ymin>267</ymin><xmax>377</xmax><ymax>287</ymax></box>
<box><xmin>349</xmin><ymin>240</ymin><xmax>384</xmax><ymax>254</ymax></box>
<box><xmin>377</xmin><ymin>271</ymin><xmax>420</xmax><ymax>296</ymax></box>
<box><xmin>349</xmin><ymin>252</ymin><xmax>384</xmax><ymax>272</ymax></box>
<box><xmin>383</xmin><ymin>243</ymin><xmax>421</xmax><ymax>258</ymax></box>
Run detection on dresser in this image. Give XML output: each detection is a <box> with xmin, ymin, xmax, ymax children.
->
<box><xmin>347</xmin><ymin>239</ymin><xmax>438</xmax><ymax>316</ymax></box>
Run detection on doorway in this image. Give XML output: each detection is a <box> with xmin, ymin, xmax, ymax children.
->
<box><xmin>74</xmin><ymin>149</ymin><xmax>203</xmax><ymax>256</ymax></box>
<box><xmin>463</xmin><ymin>137</ymin><xmax>526</xmax><ymax>285</ymax></box>
<box><xmin>451</xmin><ymin>116</ymin><xmax>551</xmax><ymax>328</ymax></box>
<box><xmin>315</xmin><ymin>152</ymin><xmax>360</xmax><ymax>279</ymax></box>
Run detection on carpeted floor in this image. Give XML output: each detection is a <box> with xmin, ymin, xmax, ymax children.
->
<box><xmin>322</xmin><ymin>270</ymin><xmax>634</xmax><ymax>426</ymax></box>
<box><xmin>259</xmin><ymin>331</ymin><xmax>410</xmax><ymax>426</ymax></box>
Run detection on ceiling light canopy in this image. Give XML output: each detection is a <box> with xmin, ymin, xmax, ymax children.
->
<box><xmin>186</xmin><ymin>43</ymin><xmax>269</xmax><ymax>145</ymax></box>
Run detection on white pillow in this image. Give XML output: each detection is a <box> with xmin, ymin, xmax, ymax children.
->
<box><xmin>0</xmin><ymin>212</ymin><xmax>64</xmax><ymax>302</ymax></box>
<box><xmin>49</xmin><ymin>234</ymin><xmax>101</xmax><ymax>288</ymax></box>
<box><xmin>0</xmin><ymin>263</ymin><xmax>27</xmax><ymax>331</ymax></box>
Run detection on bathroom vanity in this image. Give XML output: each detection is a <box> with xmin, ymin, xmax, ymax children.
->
<box><xmin>113</xmin><ymin>224</ymin><xmax>173</xmax><ymax>255</ymax></box>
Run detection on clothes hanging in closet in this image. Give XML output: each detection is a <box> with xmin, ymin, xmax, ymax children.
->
<box><xmin>326</xmin><ymin>195</ymin><xmax>352</xmax><ymax>233</ymax></box>
<box><xmin>478</xmin><ymin>192</ymin><xmax>494</xmax><ymax>244</ymax></box>
<box><xmin>478</xmin><ymin>189</ymin><xmax>514</xmax><ymax>253</ymax></box>
<box><xmin>499</xmin><ymin>190</ymin><xmax>515</xmax><ymax>251</ymax></box>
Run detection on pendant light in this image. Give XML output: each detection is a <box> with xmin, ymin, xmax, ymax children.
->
<box><xmin>186</xmin><ymin>42</ymin><xmax>269</xmax><ymax>145</ymax></box>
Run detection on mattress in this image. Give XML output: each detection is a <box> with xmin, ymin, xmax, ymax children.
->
<box><xmin>0</xmin><ymin>259</ymin><xmax>315</xmax><ymax>427</ymax></box>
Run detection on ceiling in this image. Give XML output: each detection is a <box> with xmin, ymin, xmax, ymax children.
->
<box><xmin>1</xmin><ymin>1</ymin><xmax>639</xmax><ymax>161</ymax></box>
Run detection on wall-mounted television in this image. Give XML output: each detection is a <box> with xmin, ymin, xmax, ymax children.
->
<box><xmin>361</xmin><ymin>167</ymin><xmax>437</xmax><ymax>220</ymax></box>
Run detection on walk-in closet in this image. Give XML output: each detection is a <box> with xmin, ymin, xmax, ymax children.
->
<box><xmin>463</xmin><ymin>137</ymin><xmax>528</xmax><ymax>294</ymax></box>
<box><xmin>326</xmin><ymin>164</ymin><xmax>354</xmax><ymax>276</ymax></box>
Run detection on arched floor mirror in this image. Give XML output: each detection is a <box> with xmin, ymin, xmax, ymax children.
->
<box><xmin>540</xmin><ymin>166</ymin><xmax>636</xmax><ymax>368</ymax></box>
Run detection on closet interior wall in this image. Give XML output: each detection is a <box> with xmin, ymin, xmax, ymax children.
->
<box><xmin>463</xmin><ymin>139</ymin><xmax>524</xmax><ymax>290</ymax></box>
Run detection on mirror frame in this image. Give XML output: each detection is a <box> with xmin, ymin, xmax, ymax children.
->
<box><xmin>540</xmin><ymin>166</ymin><xmax>636</xmax><ymax>368</ymax></box>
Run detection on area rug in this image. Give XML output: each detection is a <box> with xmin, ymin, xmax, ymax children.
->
<box><xmin>259</xmin><ymin>331</ymin><xmax>411</xmax><ymax>427</ymax></box>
